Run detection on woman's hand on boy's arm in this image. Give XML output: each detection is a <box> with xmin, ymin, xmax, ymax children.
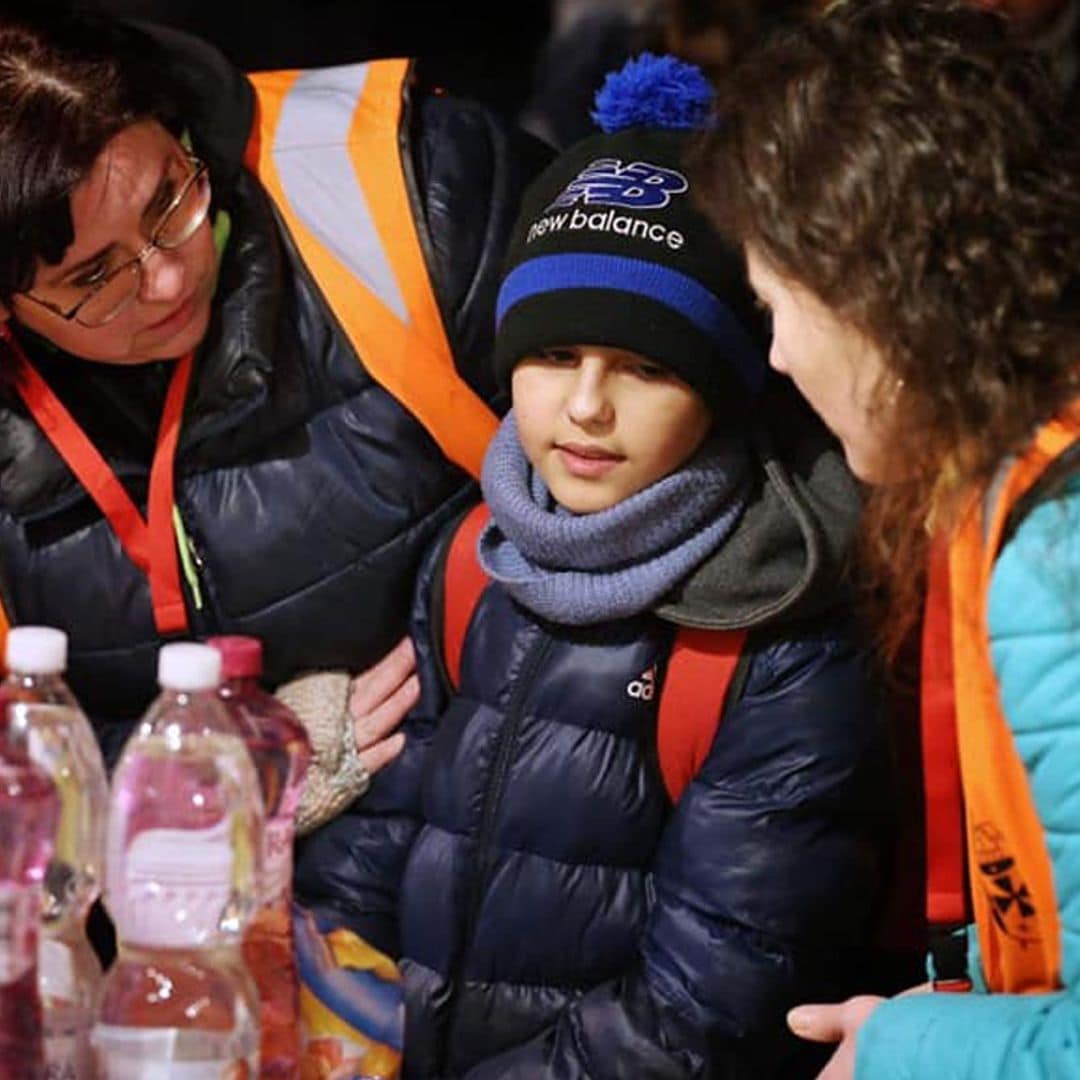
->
<box><xmin>288</xmin><ymin>634</ymin><xmax>429</xmax><ymax>953</ymax></box>
<box><xmin>348</xmin><ymin>633</ymin><xmax>417</xmax><ymax>773</ymax></box>
<box><xmin>276</xmin><ymin>637</ymin><xmax>415</xmax><ymax>836</ymax></box>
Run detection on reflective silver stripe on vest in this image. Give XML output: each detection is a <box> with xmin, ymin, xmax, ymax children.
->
<box><xmin>273</xmin><ymin>64</ymin><xmax>408</xmax><ymax>322</ymax></box>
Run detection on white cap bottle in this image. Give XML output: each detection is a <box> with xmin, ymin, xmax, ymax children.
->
<box><xmin>2</xmin><ymin>624</ymin><xmax>108</xmax><ymax>1080</ymax></box>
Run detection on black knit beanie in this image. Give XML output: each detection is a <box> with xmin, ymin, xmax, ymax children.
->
<box><xmin>494</xmin><ymin>54</ymin><xmax>767</xmax><ymax>412</ymax></box>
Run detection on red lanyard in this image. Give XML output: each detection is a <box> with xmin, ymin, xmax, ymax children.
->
<box><xmin>3</xmin><ymin>326</ymin><xmax>193</xmax><ymax>635</ymax></box>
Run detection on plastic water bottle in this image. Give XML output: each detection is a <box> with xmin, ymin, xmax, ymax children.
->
<box><xmin>209</xmin><ymin>635</ymin><xmax>311</xmax><ymax>1079</ymax></box>
<box><xmin>0</xmin><ymin>727</ymin><xmax>58</xmax><ymax>1079</ymax></box>
<box><xmin>93</xmin><ymin>642</ymin><xmax>264</xmax><ymax>1078</ymax></box>
<box><xmin>1</xmin><ymin>626</ymin><xmax>108</xmax><ymax>1079</ymax></box>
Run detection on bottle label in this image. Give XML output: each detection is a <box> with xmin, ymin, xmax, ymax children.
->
<box><xmin>0</xmin><ymin>883</ymin><xmax>37</xmax><ymax>984</ymax></box>
<box><xmin>261</xmin><ymin>816</ymin><xmax>294</xmax><ymax>907</ymax></box>
<box><xmin>117</xmin><ymin>818</ymin><xmax>235</xmax><ymax>948</ymax></box>
<box><xmin>92</xmin><ymin>1026</ymin><xmax>246</xmax><ymax>1078</ymax></box>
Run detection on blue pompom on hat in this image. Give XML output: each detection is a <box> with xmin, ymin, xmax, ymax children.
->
<box><xmin>494</xmin><ymin>53</ymin><xmax>767</xmax><ymax>412</ymax></box>
<box><xmin>591</xmin><ymin>51</ymin><xmax>714</xmax><ymax>132</ymax></box>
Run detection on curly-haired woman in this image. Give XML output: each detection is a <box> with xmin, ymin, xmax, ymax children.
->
<box><xmin>695</xmin><ymin>0</ymin><xmax>1080</xmax><ymax>1077</ymax></box>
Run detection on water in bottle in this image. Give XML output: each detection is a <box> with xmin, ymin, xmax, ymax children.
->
<box><xmin>1</xmin><ymin>626</ymin><xmax>108</xmax><ymax>1079</ymax></box>
<box><xmin>94</xmin><ymin>642</ymin><xmax>264</xmax><ymax>1078</ymax></box>
<box><xmin>0</xmin><ymin>727</ymin><xmax>58</xmax><ymax>1079</ymax></box>
<box><xmin>209</xmin><ymin>635</ymin><xmax>311</xmax><ymax>1079</ymax></box>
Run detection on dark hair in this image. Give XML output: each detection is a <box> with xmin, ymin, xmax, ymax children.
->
<box><xmin>693</xmin><ymin>0</ymin><xmax>1080</xmax><ymax>654</ymax></box>
<box><xmin>660</xmin><ymin>0</ymin><xmax>815</xmax><ymax>84</ymax></box>
<box><xmin>667</xmin><ymin>0</ymin><xmax>814</xmax><ymax>44</ymax></box>
<box><xmin>0</xmin><ymin>3</ymin><xmax>183</xmax><ymax>301</ymax></box>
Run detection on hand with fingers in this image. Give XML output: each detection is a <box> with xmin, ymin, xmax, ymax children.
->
<box><xmin>787</xmin><ymin>995</ymin><xmax>885</xmax><ymax>1080</ymax></box>
<box><xmin>788</xmin><ymin>983</ymin><xmax>930</xmax><ymax>1080</ymax></box>
<box><xmin>347</xmin><ymin>635</ymin><xmax>417</xmax><ymax>777</ymax></box>
<box><xmin>275</xmin><ymin>637</ymin><xmax>418</xmax><ymax>835</ymax></box>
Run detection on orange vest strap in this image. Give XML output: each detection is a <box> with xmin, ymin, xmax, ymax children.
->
<box><xmin>440</xmin><ymin>508</ymin><xmax>747</xmax><ymax>805</ymax></box>
<box><xmin>443</xmin><ymin>504</ymin><xmax>491</xmax><ymax>688</ymax></box>
<box><xmin>656</xmin><ymin>626</ymin><xmax>747</xmax><ymax>804</ymax></box>
<box><xmin>921</xmin><ymin>537</ymin><xmax>969</xmax><ymax>928</ymax></box>
<box><xmin>245</xmin><ymin>60</ymin><xmax>497</xmax><ymax>479</ymax></box>
<box><xmin>934</xmin><ymin>407</ymin><xmax>1080</xmax><ymax>994</ymax></box>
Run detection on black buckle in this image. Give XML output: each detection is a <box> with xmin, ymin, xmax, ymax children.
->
<box><xmin>929</xmin><ymin>923</ymin><xmax>969</xmax><ymax>988</ymax></box>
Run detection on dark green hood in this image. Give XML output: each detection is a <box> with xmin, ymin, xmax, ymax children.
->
<box><xmin>658</xmin><ymin>380</ymin><xmax>863</xmax><ymax>630</ymax></box>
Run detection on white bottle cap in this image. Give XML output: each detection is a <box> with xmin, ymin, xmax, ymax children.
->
<box><xmin>5</xmin><ymin>626</ymin><xmax>68</xmax><ymax>675</ymax></box>
<box><xmin>157</xmin><ymin>642</ymin><xmax>222</xmax><ymax>691</ymax></box>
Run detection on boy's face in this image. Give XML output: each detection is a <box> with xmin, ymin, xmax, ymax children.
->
<box><xmin>512</xmin><ymin>344</ymin><xmax>712</xmax><ymax>514</ymax></box>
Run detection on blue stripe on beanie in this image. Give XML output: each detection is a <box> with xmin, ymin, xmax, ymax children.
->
<box><xmin>496</xmin><ymin>253</ymin><xmax>765</xmax><ymax>394</ymax></box>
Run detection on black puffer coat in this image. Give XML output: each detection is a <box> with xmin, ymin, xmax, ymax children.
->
<box><xmin>295</xmin><ymin>387</ymin><xmax>893</xmax><ymax>1078</ymax></box>
<box><xmin>0</xmin><ymin>25</ymin><xmax>546</xmax><ymax>762</ymax></box>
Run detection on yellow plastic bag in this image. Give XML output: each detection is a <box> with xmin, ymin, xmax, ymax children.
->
<box><xmin>293</xmin><ymin>905</ymin><xmax>404</xmax><ymax>1080</ymax></box>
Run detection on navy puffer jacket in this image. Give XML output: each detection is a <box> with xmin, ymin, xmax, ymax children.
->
<box><xmin>295</xmin><ymin>390</ymin><xmax>892</xmax><ymax>1079</ymax></box>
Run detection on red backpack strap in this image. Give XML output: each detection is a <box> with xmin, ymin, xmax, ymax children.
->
<box><xmin>921</xmin><ymin>536</ymin><xmax>972</xmax><ymax>990</ymax></box>
<box><xmin>658</xmin><ymin>627</ymin><xmax>748</xmax><ymax>804</ymax></box>
<box><xmin>442</xmin><ymin>528</ymin><xmax>745</xmax><ymax>797</ymax></box>
<box><xmin>442</xmin><ymin>504</ymin><xmax>491</xmax><ymax>689</ymax></box>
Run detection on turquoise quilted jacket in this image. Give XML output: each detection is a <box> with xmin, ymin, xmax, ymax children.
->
<box><xmin>856</xmin><ymin>475</ymin><xmax>1080</xmax><ymax>1079</ymax></box>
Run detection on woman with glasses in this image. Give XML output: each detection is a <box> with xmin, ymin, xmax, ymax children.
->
<box><xmin>0</xmin><ymin>4</ymin><xmax>544</xmax><ymax>826</ymax></box>
<box><xmin>16</xmin><ymin>147</ymin><xmax>212</xmax><ymax>350</ymax></box>
<box><xmin>695</xmin><ymin>1</ymin><xmax>1080</xmax><ymax>1077</ymax></box>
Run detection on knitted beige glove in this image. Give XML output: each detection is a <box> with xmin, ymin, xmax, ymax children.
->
<box><xmin>274</xmin><ymin>669</ymin><xmax>371</xmax><ymax>837</ymax></box>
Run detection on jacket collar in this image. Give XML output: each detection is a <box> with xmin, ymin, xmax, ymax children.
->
<box><xmin>657</xmin><ymin>380</ymin><xmax>864</xmax><ymax>629</ymax></box>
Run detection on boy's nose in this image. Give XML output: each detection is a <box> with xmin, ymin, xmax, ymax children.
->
<box><xmin>566</xmin><ymin>359</ymin><xmax>614</xmax><ymax>427</ymax></box>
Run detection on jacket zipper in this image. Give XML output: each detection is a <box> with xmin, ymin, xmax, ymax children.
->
<box><xmin>443</xmin><ymin>632</ymin><xmax>553</xmax><ymax>1053</ymax></box>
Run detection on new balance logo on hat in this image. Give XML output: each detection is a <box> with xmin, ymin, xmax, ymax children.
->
<box><xmin>528</xmin><ymin>158</ymin><xmax>690</xmax><ymax>250</ymax></box>
<box><xmin>627</xmin><ymin>665</ymin><xmax>657</xmax><ymax>701</ymax></box>
<box><xmin>525</xmin><ymin>203</ymin><xmax>686</xmax><ymax>250</ymax></box>
<box><xmin>492</xmin><ymin>52</ymin><xmax>770</xmax><ymax>404</ymax></box>
<box><xmin>546</xmin><ymin>158</ymin><xmax>689</xmax><ymax>211</ymax></box>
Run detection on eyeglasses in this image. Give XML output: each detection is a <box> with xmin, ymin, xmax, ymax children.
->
<box><xmin>21</xmin><ymin>155</ymin><xmax>212</xmax><ymax>329</ymax></box>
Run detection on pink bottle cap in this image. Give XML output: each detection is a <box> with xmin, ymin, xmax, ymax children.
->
<box><xmin>207</xmin><ymin>635</ymin><xmax>263</xmax><ymax>679</ymax></box>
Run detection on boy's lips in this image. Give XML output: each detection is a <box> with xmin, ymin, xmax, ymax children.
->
<box><xmin>556</xmin><ymin>442</ymin><xmax>624</xmax><ymax>477</ymax></box>
<box><xmin>557</xmin><ymin>441</ymin><xmax>622</xmax><ymax>460</ymax></box>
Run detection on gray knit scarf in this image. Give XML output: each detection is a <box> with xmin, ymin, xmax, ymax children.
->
<box><xmin>478</xmin><ymin>412</ymin><xmax>750</xmax><ymax>625</ymax></box>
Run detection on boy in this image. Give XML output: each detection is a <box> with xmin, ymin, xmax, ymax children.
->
<box><xmin>295</xmin><ymin>55</ymin><xmax>889</xmax><ymax>1078</ymax></box>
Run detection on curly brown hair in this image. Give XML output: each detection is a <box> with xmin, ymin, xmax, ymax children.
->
<box><xmin>693</xmin><ymin>0</ymin><xmax>1080</xmax><ymax>655</ymax></box>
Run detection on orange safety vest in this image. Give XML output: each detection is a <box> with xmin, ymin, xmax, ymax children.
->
<box><xmin>244</xmin><ymin>59</ymin><xmax>497</xmax><ymax>479</ymax></box>
<box><xmin>923</xmin><ymin>409</ymin><xmax>1080</xmax><ymax>994</ymax></box>
<box><xmin>0</xmin><ymin>58</ymin><xmax>499</xmax><ymax>655</ymax></box>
